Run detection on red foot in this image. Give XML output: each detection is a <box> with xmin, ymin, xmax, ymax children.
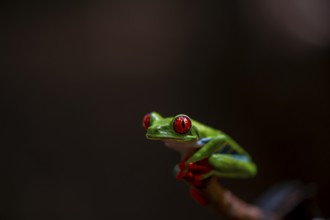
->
<box><xmin>176</xmin><ymin>158</ymin><xmax>188</xmax><ymax>180</ymax></box>
<box><xmin>176</xmin><ymin>158</ymin><xmax>212</xmax><ymax>188</ymax></box>
<box><xmin>190</xmin><ymin>187</ymin><xmax>209</xmax><ymax>205</ymax></box>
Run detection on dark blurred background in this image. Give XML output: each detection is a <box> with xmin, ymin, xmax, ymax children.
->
<box><xmin>1</xmin><ymin>0</ymin><xmax>330</xmax><ymax>219</ymax></box>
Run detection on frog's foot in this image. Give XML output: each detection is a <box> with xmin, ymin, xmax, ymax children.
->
<box><xmin>176</xmin><ymin>158</ymin><xmax>212</xmax><ymax>188</ymax></box>
<box><xmin>190</xmin><ymin>187</ymin><xmax>209</xmax><ymax>205</ymax></box>
<box><xmin>176</xmin><ymin>157</ymin><xmax>188</xmax><ymax>180</ymax></box>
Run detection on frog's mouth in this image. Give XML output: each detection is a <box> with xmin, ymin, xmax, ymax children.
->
<box><xmin>145</xmin><ymin>134</ymin><xmax>197</xmax><ymax>142</ymax></box>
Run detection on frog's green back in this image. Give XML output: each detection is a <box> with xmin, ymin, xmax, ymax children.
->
<box><xmin>192</xmin><ymin>119</ymin><xmax>251</xmax><ymax>157</ymax></box>
<box><xmin>191</xmin><ymin>119</ymin><xmax>222</xmax><ymax>138</ymax></box>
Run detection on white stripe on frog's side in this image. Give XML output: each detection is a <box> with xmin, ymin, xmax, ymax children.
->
<box><xmin>163</xmin><ymin>139</ymin><xmax>206</xmax><ymax>159</ymax></box>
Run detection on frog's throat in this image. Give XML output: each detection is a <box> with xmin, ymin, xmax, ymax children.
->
<box><xmin>162</xmin><ymin>140</ymin><xmax>201</xmax><ymax>158</ymax></box>
<box><xmin>145</xmin><ymin>135</ymin><xmax>197</xmax><ymax>142</ymax></box>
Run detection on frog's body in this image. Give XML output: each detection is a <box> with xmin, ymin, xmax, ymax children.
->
<box><xmin>144</xmin><ymin>112</ymin><xmax>257</xmax><ymax>180</ymax></box>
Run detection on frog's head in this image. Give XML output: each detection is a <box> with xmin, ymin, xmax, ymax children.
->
<box><xmin>143</xmin><ymin>112</ymin><xmax>199</xmax><ymax>142</ymax></box>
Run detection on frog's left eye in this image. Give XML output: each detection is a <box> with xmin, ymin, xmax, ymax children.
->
<box><xmin>173</xmin><ymin>115</ymin><xmax>191</xmax><ymax>134</ymax></box>
<box><xmin>143</xmin><ymin>113</ymin><xmax>151</xmax><ymax>129</ymax></box>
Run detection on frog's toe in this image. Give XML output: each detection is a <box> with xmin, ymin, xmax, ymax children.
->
<box><xmin>190</xmin><ymin>187</ymin><xmax>209</xmax><ymax>205</ymax></box>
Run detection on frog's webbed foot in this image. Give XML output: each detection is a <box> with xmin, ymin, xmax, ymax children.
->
<box><xmin>189</xmin><ymin>187</ymin><xmax>209</xmax><ymax>205</ymax></box>
<box><xmin>176</xmin><ymin>158</ymin><xmax>213</xmax><ymax>188</ymax></box>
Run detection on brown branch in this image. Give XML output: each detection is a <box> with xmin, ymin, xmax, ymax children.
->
<box><xmin>198</xmin><ymin>177</ymin><xmax>278</xmax><ymax>220</ymax></box>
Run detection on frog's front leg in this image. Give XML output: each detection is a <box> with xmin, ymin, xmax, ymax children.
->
<box><xmin>187</xmin><ymin>135</ymin><xmax>227</xmax><ymax>164</ymax></box>
<box><xmin>177</xmin><ymin>135</ymin><xmax>227</xmax><ymax>187</ymax></box>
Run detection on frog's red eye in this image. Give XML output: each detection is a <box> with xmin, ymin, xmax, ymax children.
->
<box><xmin>143</xmin><ymin>113</ymin><xmax>151</xmax><ymax>129</ymax></box>
<box><xmin>173</xmin><ymin>115</ymin><xmax>191</xmax><ymax>134</ymax></box>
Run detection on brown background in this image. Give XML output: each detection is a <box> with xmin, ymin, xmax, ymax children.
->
<box><xmin>1</xmin><ymin>1</ymin><xmax>330</xmax><ymax>219</ymax></box>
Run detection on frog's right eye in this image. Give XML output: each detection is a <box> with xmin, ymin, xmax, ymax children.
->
<box><xmin>143</xmin><ymin>113</ymin><xmax>151</xmax><ymax>129</ymax></box>
<box><xmin>173</xmin><ymin>115</ymin><xmax>191</xmax><ymax>134</ymax></box>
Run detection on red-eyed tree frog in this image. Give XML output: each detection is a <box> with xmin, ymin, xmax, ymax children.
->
<box><xmin>143</xmin><ymin>112</ymin><xmax>257</xmax><ymax>193</ymax></box>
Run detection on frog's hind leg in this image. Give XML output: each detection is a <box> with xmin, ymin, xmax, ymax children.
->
<box><xmin>203</xmin><ymin>154</ymin><xmax>257</xmax><ymax>179</ymax></box>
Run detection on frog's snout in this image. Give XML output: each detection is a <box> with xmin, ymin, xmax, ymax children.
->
<box><xmin>146</xmin><ymin>126</ymin><xmax>168</xmax><ymax>140</ymax></box>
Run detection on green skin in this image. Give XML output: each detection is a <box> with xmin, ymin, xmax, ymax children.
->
<box><xmin>146</xmin><ymin>112</ymin><xmax>257</xmax><ymax>179</ymax></box>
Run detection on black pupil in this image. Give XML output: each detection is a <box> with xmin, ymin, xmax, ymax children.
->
<box><xmin>181</xmin><ymin>118</ymin><xmax>185</xmax><ymax>128</ymax></box>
